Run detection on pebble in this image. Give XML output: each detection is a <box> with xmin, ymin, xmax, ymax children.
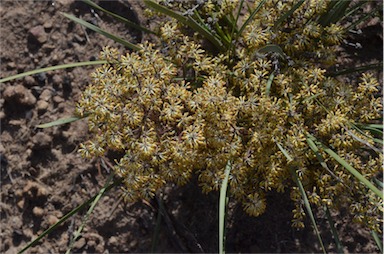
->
<box><xmin>32</xmin><ymin>206</ymin><xmax>45</xmax><ymax>217</ymax></box>
<box><xmin>47</xmin><ymin>215</ymin><xmax>59</xmax><ymax>226</ymax></box>
<box><xmin>53</xmin><ymin>95</ymin><xmax>64</xmax><ymax>104</ymax></box>
<box><xmin>108</xmin><ymin>236</ymin><xmax>118</xmax><ymax>246</ymax></box>
<box><xmin>17</xmin><ymin>199</ymin><xmax>24</xmax><ymax>209</ymax></box>
<box><xmin>39</xmin><ymin>89</ymin><xmax>52</xmax><ymax>101</ymax></box>
<box><xmin>3</xmin><ymin>84</ymin><xmax>37</xmax><ymax>106</ymax></box>
<box><xmin>73</xmin><ymin>237</ymin><xmax>86</xmax><ymax>250</ymax></box>
<box><xmin>32</xmin><ymin>132</ymin><xmax>52</xmax><ymax>148</ymax></box>
<box><xmin>24</xmin><ymin>76</ymin><xmax>36</xmax><ymax>87</ymax></box>
<box><xmin>7</xmin><ymin>62</ymin><xmax>16</xmax><ymax>69</ymax></box>
<box><xmin>43</xmin><ymin>20</ymin><xmax>53</xmax><ymax>29</ymax></box>
<box><xmin>23</xmin><ymin>181</ymin><xmax>48</xmax><ymax>198</ymax></box>
<box><xmin>29</xmin><ymin>25</ymin><xmax>47</xmax><ymax>44</ymax></box>
<box><xmin>52</xmin><ymin>74</ymin><xmax>63</xmax><ymax>86</ymax></box>
<box><xmin>36</xmin><ymin>100</ymin><xmax>49</xmax><ymax>112</ymax></box>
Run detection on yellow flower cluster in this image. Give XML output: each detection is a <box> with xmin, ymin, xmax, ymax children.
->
<box><xmin>77</xmin><ymin>0</ymin><xmax>383</xmax><ymax>231</ymax></box>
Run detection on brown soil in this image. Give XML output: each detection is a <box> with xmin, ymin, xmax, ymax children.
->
<box><xmin>0</xmin><ymin>1</ymin><xmax>382</xmax><ymax>253</ymax></box>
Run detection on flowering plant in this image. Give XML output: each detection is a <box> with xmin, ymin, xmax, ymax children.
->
<box><xmin>76</xmin><ymin>0</ymin><xmax>382</xmax><ymax>233</ymax></box>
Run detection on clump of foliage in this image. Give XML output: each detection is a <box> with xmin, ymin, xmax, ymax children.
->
<box><xmin>75</xmin><ymin>0</ymin><xmax>382</xmax><ymax>232</ymax></box>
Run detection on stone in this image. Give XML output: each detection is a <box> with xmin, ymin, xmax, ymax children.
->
<box><xmin>3</xmin><ymin>84</ymin><xmax>37</xmax><ymax>106</ymax></box>
<box><xmin>24</xmin><ymin>76</ymin><xmax>36</xmax><ymax>87</ymax></box>
<box><xmin>29</xmin><ymin>25</ymin><xmax>47</xmax><ymax>44</ymax></box>
<box><xmin>23</xmin><ymin>181</ymin><xmax>48</xmax><ymax>198</ymax></box>
<box><xmin>32</xmin><ymin>206</ymin><xmax>44</xmax><ymax>217</ymax></box>
<box><xmin>32</xmin><ymin>132</ymin><xmax>52</xmax><ymax>148</ymax></box>
<box><xmin>47</xmin><ymin>215</ymin><xmax>59</xmax><ymax>226</ymax></box>
<box><xmin>53</xmin><ymin>95</ymin><xmax>64</xmax><ymax>104</ymax></box>
<box><xmin>39</xmin><ymin>89</ymin><xmax>52</xmax><ymax>101</ymax></box>
<box><xmin>52</xmin><ymin>74</ymin><xmax>63</xmax><ymax>86</ymax></box>
<box><xmin>73</xmin><ymin>237</ymin><xmax>86</xmax><ymax>250</ymax></box>
<box><xmin>37</xmin><ymin>100</ymin><xmax>49</xmax><ymax>112</ymax></box>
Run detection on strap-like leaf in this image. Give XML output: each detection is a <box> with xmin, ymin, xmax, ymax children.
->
<box><xmin>276</xmin><ymin>142</ymin><xmax>326</xmax><ymax>254</ymax></box>
<box><xmin>219</xmin><ymin>160</ymin><xmax>231</xmax><ymax>254</ymax></box>
<box><xmin>324</xmin><ymin>205</ymin><xmax>344</xmax><ymax>253</ymax></box>
<box><xmin>258</xmin><ymin>44</ymin><xmax>286</xmax><ymax>59</ymax></box>
<box><xmin>308</xmin><ymin>136</ymin><xmax>383</xmax><ymax>199</ymax></box>
<box><xmin>61</xmin><ymin>12</ymin><xmax>141</xmax><ymax>51</ymax></box>
<box><xmin>81</xmin><ymin>0</ymin><xmax>155</xmax><ymax>35</ymax></box>
<box><xmin>144</xmin><ymin>0</ymin><xmax>224</xmax><ymax>51</ymax></box>
<box><xmin>328</xmin><ymin>62</ymin><xmax>382</xmax><ymax>77</ymax></box>
<box><xmin>238</xmin><ymin>0</ymin><xmax>266</xmax><ymax>38</ymax></box>
<box><xmin>273</xmin><ymin>0</ymin><xmax>305</xmax><ymax>29</ymax></box>
<box><xmin>18</xmin><ymin>177</ymin><xmax>121</xmax><ymax>254</ymax></box>
<box><xmin>0</xmin><ymin>60</ymin><xmax>107</xmax><ymax>83</ymax></box>
<box><xmin>66</xmin><ymin>173</ymin><xmax>114</xmax><ymax>254</ymax></box>
<box><xmin>265</xmin><ymin>71</ymin><xmax>275</xmax><ymax>96</ymax></box>
<box><xmin>372</xmin><ymin>230</ymin><xmax>384</xmax><ymax>253</ymax></box>
<box><xmin>36</xmin><ymin>116</ymin><xmax>87</xmax><ymax>128</ymax></box>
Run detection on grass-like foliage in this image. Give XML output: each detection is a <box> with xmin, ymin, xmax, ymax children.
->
<box><xmin>4</xmin><ymin>0</ymin><xmax>382</xmax><ymax>252</ymax></box>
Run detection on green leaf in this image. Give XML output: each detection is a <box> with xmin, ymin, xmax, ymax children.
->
<box><xmin>36</xmin><ymin>116</ymin><xmax>86</xmax><ymax>128</ymax></box>
<box><xmin>238</xmin><ymin>0</ymin><xmax>267</xmax><ymax>38</ymax></box>
<box><xmin>318</xmin><ymin>0</ymin><xmax>351</xmax><ymax>26</ymax></box>
<box><xmin>345</xmin><ymin>4</ymin><xmax>381</xmax><ymax>31</ymax></box>
<box><xmin>18</xmin><ymin>177</ymin><xmax>121</xmax><ymax>254</ymax></box>
<box><xmin>273</xmin><ymin>0</ymin><xmax>305</xmax><ymax>29</ymax></box>
<box><xmin>310</xmin><ymin>136</ymin><xmax>383</xmax><ymax>199</ymax></box>
<box><xmin>362</xmin><ymin>124</ymin><xmax>383</xmax><ymax>130</ymax></box>
<box><xmin>61</xmin><ymin>12</ymin><xmax>141</xmax><ymax>51</ymax></box>
<box><xmin>354</xmin><ymin>123</ymin><xmax>383</xmax><ymax>137</ymax></box>
<box><xmin>66</xmin><ymin>173</ymin><xmax>114</xmax><ymax>254</ymax></box>
<box><xmin>372</xmin><ymin>230</ymin><xmax>383</xmax><ymax>253</ymax></box>
<box><xmin>144</xmin><ymin>0</ymin><xmax>224</xmax><ymax>51</ymax></box>
<box><xmin>265</xmin><ymin>71</ymin><xmax>275</xmax><ymax>96</ymax></box>
<box><xmin>258</xmin><ymin>44</ymin><xmax>286</xmax><ymax>59</ymax></box>
<box><xmin>276</xmin><ymin>142</ymin><xmax>326</xmax><ymax>254</ymax></box>
<box><xmin>324</xmin><ymin>205</ymin><xmax>344</xmax><ymax>253</ymax></box>
<box><xmin>81</xmin><ymin>0</ymin><xmax>155</xmax><ymax>35</ymax></box>
<box><xmin>219</xmin><ymin>160</ymin><xmax>231</xmax><ymax>254</ymax></box>
<box><xmin>0</xmin><ymin>60</ymin><xmax>107</xmax><ymax>83</ymax></box>
<box><xmin>328</xmin><ymin>62</ymin><xmax>382</xmax><ymax>77</ymax></box>
<box><xmin>347</xmin><ymin>125</ymin><xmax>382</xmax><ymax>152</ymax></box>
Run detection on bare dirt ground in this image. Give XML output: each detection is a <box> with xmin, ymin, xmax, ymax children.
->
<box><xmin>0</xmin><ymin>1</ymin><xmax>382</xmax><ymax>253</ymax></box>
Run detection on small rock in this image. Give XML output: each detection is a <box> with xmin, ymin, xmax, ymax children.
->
<box><xmin>3</xmin><ymin>84</ymin><xmax>37</xmax><ymax>106</ymax></box>
<box><xmin>17</xmin><ymin>199</ymin><xmax>24</xmax><ymax>209</ymax></box>
<box><xmin>35</xmin><ymin>73</ymin><xmax>47</xmax><ymax>84</ymax></box>
<box><xmin>32</xmin><ymin>206</ymin><xmax>44</xmax><ymax>217</ymax></box>
<box><xmin>39</xmin><ymin>89</ymin><xmax>52</xmax><ymax>101</ymax></box>
<box><xmin>87</xmin><ymin>240</ymin><xmax>97</xmax><ymax>249</ymax></box>
<box><xmin>8</xmin><ymin>119</ymin><xmax>23</xmax><ymax>126</ymax></box>
<box><xmin>37</xmin><ymin>100</ymin><xmax>49</xmax><ymax>113</ymax></box>
<box><xmin>29</xmin><ymin>25</ymin><xmax>47</xmax><ymax>44</ymax></box>
<box><xmin>7</xmin><ymin>62</ymin><xmax>16</xmax><ymax>69</ymax></box>
<box><xmin>108</xmin><ymin>236</ymin><xmax>118</xmax><ymax>246</ymax></box>
<box><xmin>24</xmin><ymin>76</ymin><xmax>36</xmax><ymax>87</ymax></box>
<box><xmin>32</xmin><ymin>132</ymin><xmax>52</xmax><ymax>148</ymax></box>
<box><xmin>56</xmin><ymin>0</ymin><xmax>75</xmax><ymax>6</ymax></box>
<box><xmin>22</xmin><ymin>228</ymin><xmax>34</xmax><ymax>239</ymax></box>
<box><xmin>47</xmin><ymin>215</ymin><xmax>59</xmax><ymax>226</ymax></box>
<box><xmin>52</xmin><ymin>74</ymin><xmax>63</xmax><ymax>86</ymax></box>
<box><xmin>23</xmin><ymin>181</ymin><xmax>48</xmax><ymax>198</ymax></box>
<box><xmin>43</xmin><ymin>20</ymin><xmax>53</xmax><ymax>29</ymax></box>
<box><xmin>73</xmin><ymin>237</ymin><xmax>86</xmax><ymax>250</ymax></box>
<box><xmin>129</xmin><ymin>239</ymin><xmax>138</xmax><ymax>248</ymax></box>
<box><xmin>53</xmin><ymin>95</ymin><xmax>64</xmax><ymax>104</ymax></box>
